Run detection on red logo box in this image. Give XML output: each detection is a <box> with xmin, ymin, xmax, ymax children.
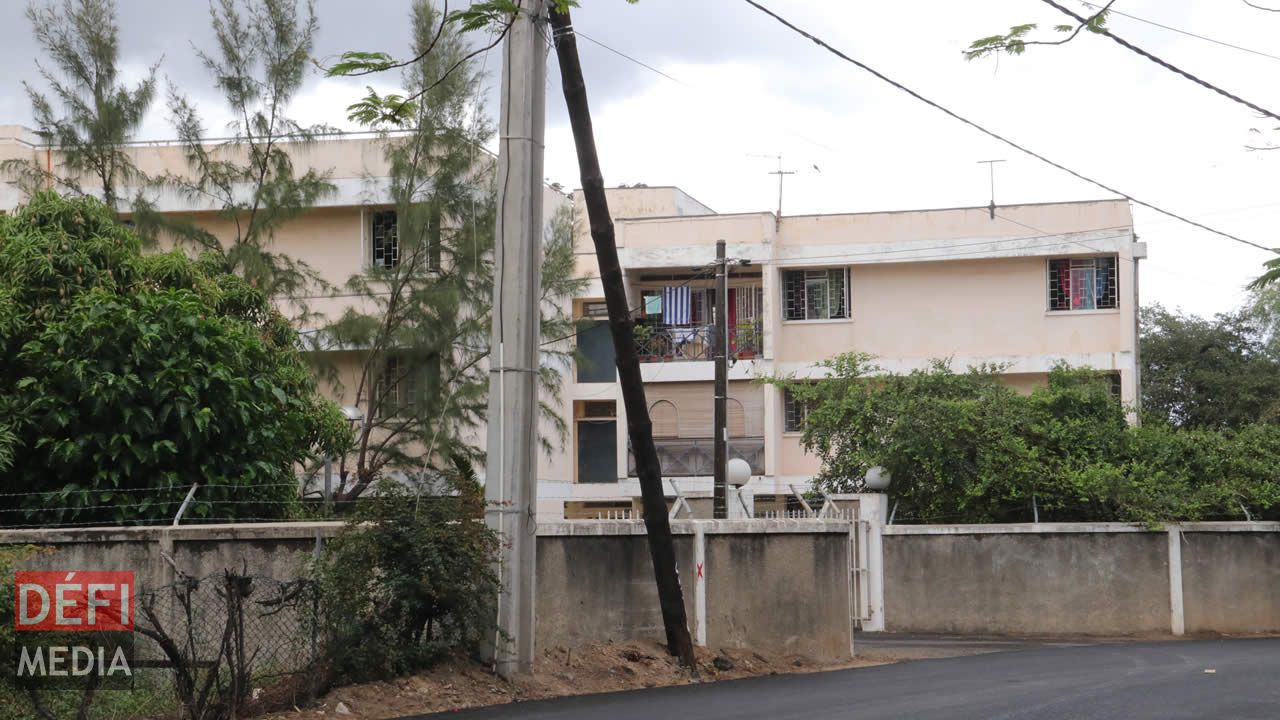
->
<box><xmin>14</xmin><ymin>571</ymin><xmax>134</xmax><ymax>632</ymax></box>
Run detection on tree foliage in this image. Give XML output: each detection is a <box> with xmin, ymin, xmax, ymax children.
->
<box><xmin>965</xmin><ymin>2</ymin><xmax>1112</xmax><ymax>60</ymax></box>
<box><xmin>1140</xmin><ymin>304</ymin><xmax>1280</xmax><ymax>429</ymax></box>
<box><xmin>0</xmin><ymin>193</ymin><xmax>346</xmax><ymax>527</ymax></box>
<box><xmin>314</xmin><ymin>460</ymin><xmax>499</xmax><ymax>681</ymax></box>
<box><xmin>1247</xmin><ymin>254</ymin><xmax>1280</xmax><ymax>292</ymax></box>
<box><xmin>777</xmin><ymin>354</ymin><xmax>1280</xmax><ymax>524</ymax></box>
<box><xmin>326</xmin><ymin>0</ymin><xmax>635</xmax><ymax>127</ymax></box>
<box><xmin>317</xmin><ymin>0</ymin><xmax>585</xmax><ymax>501</ymax></box>
<box><xmin>6</xmin><ymin>0</ymin><xmax>159</xmax><ymax>212</ymax></box>
<box><xmin>143</xmin><ymin>0</ymin><xmax>334</xmax><ymax>306</ymax></box>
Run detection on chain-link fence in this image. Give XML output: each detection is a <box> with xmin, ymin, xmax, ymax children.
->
<box><xmin>132</xmin><ymin>571</ymin><xmax>324</xmax><ymax>719</ymax></box>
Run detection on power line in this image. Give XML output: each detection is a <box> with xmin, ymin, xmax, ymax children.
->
<box><xmin>572</xmin><ymin>28</ymin><xmax>686</xmax><ymax>86</ymax></box>
<box><xmin>1039</xmin><ymin>0</ymin><xmax>1280</xmax><ymax>122</ymax></box>
<box><xmin>740</xmin><ymin>0</ymin><xmax>1279</xmax><ymax>256</ymax></box>
<box><xmin>1080</xmin><ymin>1</ymin><xmax>1280</xmax><ymax>63</ymax></box>
<box><xmin>562</xmin><ymin>27</ymin><xmax>837</xmax><ymax>154</ymax></box>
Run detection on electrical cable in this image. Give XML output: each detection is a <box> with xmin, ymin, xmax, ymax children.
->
<box><xmin>1038</xmin><ymin>0</ymin><xmax>1280</xmax><ymax>122</ymax></box>
<box><xmin>1080</xmin><ymin>1</ymin><xmax>1280</xmax><ymax>63</ymax></box>
<box><xmin>740</xmin><ymin>0</ymin><xmax>1278</xmax><ymax>256</ymax></box>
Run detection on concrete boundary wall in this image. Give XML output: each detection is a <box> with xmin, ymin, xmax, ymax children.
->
<box><xmin>0</xmin><ymin>519</ymin><xmax>854</xmax><ymax>661</ymax></box>
<box><xmin>881</xmin><ymin>522</ymin><xmax>1280</xmax><ymax>636</ymax></box>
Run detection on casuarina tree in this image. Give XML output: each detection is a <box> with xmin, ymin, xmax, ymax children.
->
<box><xmin>5</xmin><ymin>0</ymin><xmax>159</xmax><ymax>213</ymax></box>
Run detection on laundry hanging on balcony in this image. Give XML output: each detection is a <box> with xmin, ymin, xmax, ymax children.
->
<box><xmin>662</xmin><ymin>286</ymin><xmax>692</xmax><ymax>325</ymax></box>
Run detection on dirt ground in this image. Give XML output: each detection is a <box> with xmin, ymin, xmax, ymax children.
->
<box><xmin>254</xmin><ymin>641</ymin><xmax>889</xmax><ymax>719</ymax></box>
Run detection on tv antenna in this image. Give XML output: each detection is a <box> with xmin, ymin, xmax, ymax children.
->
<box><xmin>748</xmin><ymin>153</ymin><xmax>796</xmax><ymax>221</ymax></box>
<box><xmin>977</xmin><ymin>159</ymin><xmax>1005</xmax><ymax>219</ymax></box>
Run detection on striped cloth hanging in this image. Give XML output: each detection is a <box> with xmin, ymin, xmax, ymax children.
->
<box><xmin>662</xmin><ymin>286</ymin><xmax>691</xmax><ymax>325</ymax></box>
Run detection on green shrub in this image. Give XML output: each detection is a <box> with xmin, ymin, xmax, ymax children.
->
<box><xmin>314</xmin><ymin>457</ymin><xmax>499</xmax><ymax>681</ymax></box>
<box><xmin>776</xmin><ymin>354</ymin><xmax>1280</xmax><ymax>524</ymax></box>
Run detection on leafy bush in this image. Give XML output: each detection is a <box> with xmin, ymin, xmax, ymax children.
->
<box><xmin>0</xmin><ymin>193</ymin><xmax>347</xmax><ymax>526</ymax></box>
<box><xmin>778</xmin><ymin>354</ymin><xmax>1280</xmax><ymax>524</ymax></box>
<box><xmin>314</xmin><ymin>457</ymin><xmax>499</xmax><ymax>681</ymax></box>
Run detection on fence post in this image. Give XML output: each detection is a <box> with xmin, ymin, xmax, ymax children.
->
<box><xmin>847</xmin><ymin>519</ymin><xmax>857</xmax><ymax>657</ymax></box>
<box><xmin>856</xmin><ymin>493</ymin><xmax>888</xmax><ymax>632</ymax></box>
<box><xmin>1168</xmin><ymin>525</ymin><xmax>1185</xmax><ymax>636</ymax></box>
<box><xmin>693</xmin><ymin>522</ymin><xmax>707</xmax><ymax>647</ymax></box>
<box><xmin>156</xmin><ymin>527</ymin><xmax>176</xmax><ymax>589</ymax></box>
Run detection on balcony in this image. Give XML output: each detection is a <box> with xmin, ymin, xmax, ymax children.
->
<box><xmin>633</xmin><ymin>321</ymin><xmax>763</xmax><ymax>363</ymax></box>
<box><xmin>628</xmin><ymin>437</ymin><xmax>765</xmax><ymax>477</ymax></box>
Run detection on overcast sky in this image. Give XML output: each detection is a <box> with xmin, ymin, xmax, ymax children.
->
<box><xmin>3</xmin><ymin>0</ymin><xmax>1279</xmax><ymax>318</ymax></box>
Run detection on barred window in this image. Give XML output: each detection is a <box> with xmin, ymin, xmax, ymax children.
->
<box><xmin>1048</xmin><ymin>257</ymin><xmax>1117</xmax><ymax>311</ymax></box>
<box><xmin>375</xmin><ymin>356</ymin><xmax>416</xmax><ymax>418</ymax></box>
<box><xmin>371</xmin><ymin>210</ymin><xmax>399</xmax><ymax>268</ymax></box>
<box><xmin>783</xmin><ymin>268</ymin><xmax>849</xmax><ymax>321</ymax></box>
<box><xmin>783</xmin><ymin>388</ymin><xmax>812</xmax><ymax>432</ymax></box>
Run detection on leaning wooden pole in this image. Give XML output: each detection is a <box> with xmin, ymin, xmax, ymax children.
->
<box><xmin>548</xmin><ymin>5</ymin><xmax>697</xmax><ymax>667</ymax></box>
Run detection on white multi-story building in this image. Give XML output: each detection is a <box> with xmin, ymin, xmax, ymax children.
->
<box><xmin>541</xmin><ymin>185</ymin><xmax>1144</xmax><ymax>519</ymax></box>
<box><xmin>0</xmin><ymin>128</ymin><xmax>1145</xmax><ymax>519</ymax></box>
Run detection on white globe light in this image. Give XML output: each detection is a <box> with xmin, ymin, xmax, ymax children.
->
<box><xmin>727</xmin><ymin>458</ymin><xmax>752</xmax><ymax>487</ymax></box>
<box><xmin>863</xmin><ymin>466</ymin><xmax>891</xmax><ymax>491</ymax></box>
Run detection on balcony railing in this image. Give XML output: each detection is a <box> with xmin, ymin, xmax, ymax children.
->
<box><xmin>628</xmin><ymin>437</ymin><xmax>765</xmax><ymax>477</ymax></box>
<box><xmin>633</xmin><ymin>321</ymin><xmax>763</xmax><ymax>363</ymax></box>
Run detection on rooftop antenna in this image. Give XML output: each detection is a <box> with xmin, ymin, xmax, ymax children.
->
<box><xmin>977</xmin><ymin>159</ymin><xmax>1005</xmax><ymax>220</ymax></box>
<box><xmin>748</xmin><ymin>153</ymin><xmax>795</xmax><ymax>226</ymax></box>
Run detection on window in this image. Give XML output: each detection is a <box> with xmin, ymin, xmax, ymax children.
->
<box><xmin>1108</xmin><ymin>372</ymin><xmax>1122</xmax><ymax>400</ymax></box>
<box><xmin>576</xmin><ymin>400</ymin><xmax>617</xmax><ymax>484</ymax></box>
<box><xmin>371</xmin><ymin>210</ymin><xmax>399</xmax><ymax>268</ymax></box>
<box><xmin>783</xmin><ymin>388</ymin><xmax>813</xmax><ymax>432</ymax></box>
<box><xmin>373</xmin><ymin>355</ymin><xmax>438</xmax><ymax>417</ymax></box>
<box><xmin>375</xmin><ymin>356</ymin><xmax>414</xmax><ymax>417</ymax></box>
<box><xmin>576</xmin><ymin>302</ymin><xmax>616</xmax><ymax>382</ymax></box>
<box><xmin>783</xmin><ymin>268</ymin><xmax>849</xmax><ymax>320</ymax></box>
<box><xmin>1048</xmin><ymin>257</ymin><xmax>1117</xmax><ymax>311</ymax></box>
<box><xmin>581</xmin><ymin>301</ymin><xmax>610</xmax><ymax>318</ymax></box>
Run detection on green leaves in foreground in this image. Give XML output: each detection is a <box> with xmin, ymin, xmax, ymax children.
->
<box><xmin>0</xmin><ymin>193</ymin><xmax>346</xmax><ymax>526</ymax></box>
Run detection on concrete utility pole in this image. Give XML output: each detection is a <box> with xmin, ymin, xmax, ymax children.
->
<box><xmin>484</xmin><ymin>0</ymin><xmax>546</xmax><ymax>678</ymax></box>
<box><xmin>713</xmin><ymin>239</ymin><xmax>728</xmax><ymax>519</ymax></box>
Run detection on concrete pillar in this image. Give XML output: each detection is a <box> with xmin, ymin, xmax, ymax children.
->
<box><xmin>693</xmin><ymin>523</ymin><xmax>707</xmax><ymax>646</ymax></box>
<box><xmin>855</xmin><ymin>493</ymin><xmax>889</xmax><ymax>632</ymax></box>
<box><xmin>1168</xmin><ymin>525</ymin><xmax>1185</xmax><ymax>636</ymax></box>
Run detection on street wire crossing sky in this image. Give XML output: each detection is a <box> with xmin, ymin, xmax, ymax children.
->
<box><xmin>1</xmin><ymin>0</ymin><xmax>1277</xmax><ymax>318</ymax></box>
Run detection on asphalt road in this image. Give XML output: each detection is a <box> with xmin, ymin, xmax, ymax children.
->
<box><xmin>407</xmin><ymin>638</ymin><xmax>1280</xmax><ymax>720</ymax></box>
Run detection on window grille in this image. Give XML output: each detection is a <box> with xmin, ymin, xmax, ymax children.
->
<box><xmin>783</xmin><ymin>268</ymin><xmax>849</xmax><ymax>320</ymax></box>
<box><xmin>371</xmin><ymin>210</ymin><xmax>399</xmax><ymax>268</ymax></box>
<box><xmin>783</xmin><ymin>388</ymin><xmax>812</xmax><ymax>432</ymax></box>
<box><xmin>375</xmin><ymin>356</ymin><xmax>416</xmax><ymax>417</ymax></box>
<box><xmin>1048</xmin><ymin>257</ymin><xmax>1117</xmax><ymax>311</ymax></box>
